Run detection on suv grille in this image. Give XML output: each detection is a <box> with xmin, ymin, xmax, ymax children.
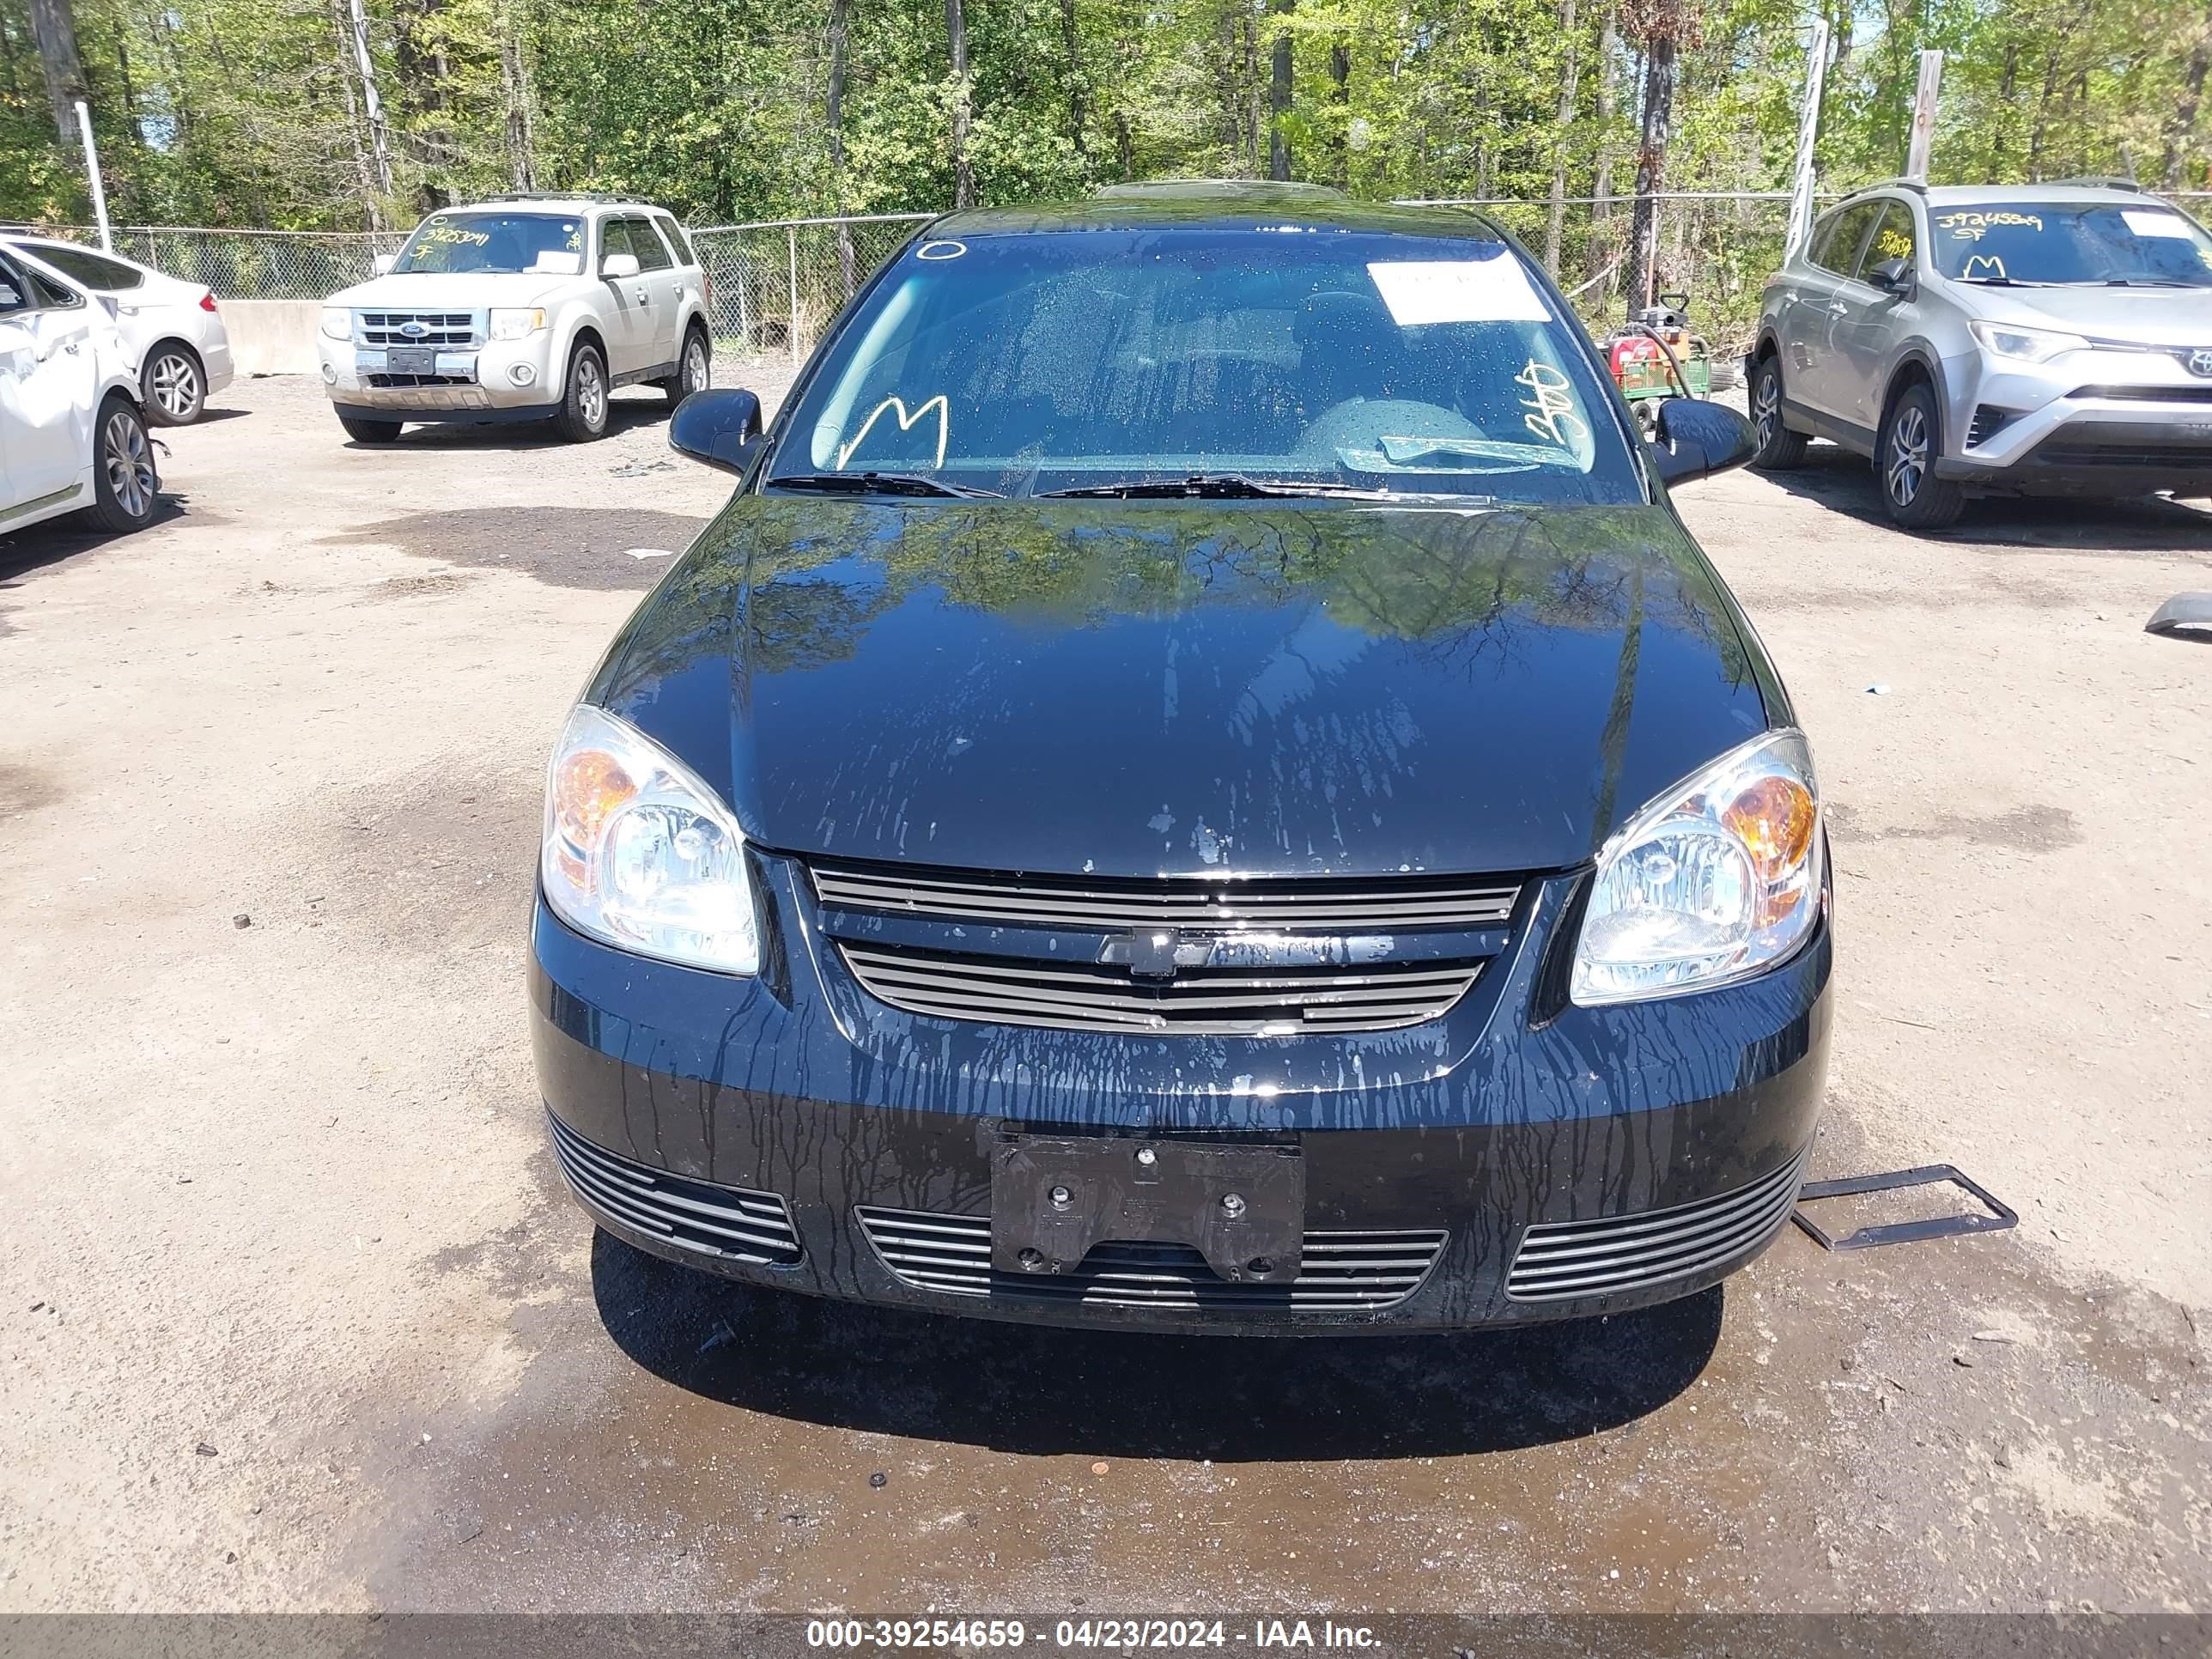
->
<box><xmin>360</xmin><ymin>310</ymin><xmax>479</xmax><ymax>348</ymax></box>
<box><xmin>1505</xmin><ymin>1149</ymin><xmax>1806</xmax><ymax>1302</ymax></box>
<box><xmin>549</xmin><ymin>1113</ymin><xmax>802</xmax><ymax>1265</ymax></box>
<box><xmin>856</xmin><ymin>1206</ymin><xmax>1446</xmax><ymax>1311</ymax></box>
<box><xmin>811</xmin><ymin>860</ymin><xmax>1518</xmax><ymax>1036</ymax></box>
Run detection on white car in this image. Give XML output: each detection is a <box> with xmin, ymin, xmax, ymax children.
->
<box><xmin>0</xmin><ymin>245</ymin><xmax>160</xmax><ymax>538</ymax></box>
<box><xmin>3</xmin><ymin>234</ymin><xmax>235</xmax><ymax>427</ymax></box>
<box><xmin>316</xmin><ymin>195</ymin><xmax>712</xmax><ymax>444</ymax></box>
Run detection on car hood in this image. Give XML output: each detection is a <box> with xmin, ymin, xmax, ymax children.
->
<box><xmin>325</xmin><ymin>270</ymin><xmax>573</xmax><ymax>309</ymax></box>
<box><xmin>1964</xmin><ymin>284</ymin><xmax>2212</xmax><ymax>348</ymax></box>
<box><xmin>588</xmin><ymin>499</ymin><xmax>1776</xmax><ymax>880</ymax></box>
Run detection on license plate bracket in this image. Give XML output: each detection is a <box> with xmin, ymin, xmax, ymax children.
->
<box><xmin>990</xmin><ymin>1134</ymin><xmax>1304</xmax><ymax>1284</ymax></box>
<box><xmin>385</xmin><ymin>345</ymin><xmax>438</xmax><ymax>375</ymax></box>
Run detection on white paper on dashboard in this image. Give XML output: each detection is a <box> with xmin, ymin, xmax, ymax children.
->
<box><xmin>528</xmin><ymin>252</ymin><xmax>586</xmax><ymax>274</ymax></box>
<box><xmin>1366</xmin><ymin>257</ymin><xmax>1553</xmax><ymax>325</ymax></box>
<box><xmin>2121</xmin><ymin>210</ymin><xmax>2196</xmax><ymax>240</ymax></box>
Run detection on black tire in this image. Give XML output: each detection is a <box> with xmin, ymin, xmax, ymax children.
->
<box><xmin>83</xmin><ymin>397</ymin><xmax>159</xmax><ymax>534</ymax></box>
<box><xmin>1876</xmin><ymin>381</ymin><xmax>1966</xmax><ymax>531</ymax></box>
<box><xmin>662</xmin><ymin>324</ymin><xmax>711</xmax><ymax>407</ymax></box>
<box><xmin>338</xmin><ymin>414</ymin><xmax>404</xmax><ymax>444</ymax></box>
<box><xmin>1748</xmin><ymin>355</ymin><xmax>1808</xmax><ymax>470</ymax></box>
<box><xmin>552</xmin><ymin>339</ymin><xmax>611</xmax><ymax>442</ymax></box>
<box><xmin>142</xmin><ymin>343</ymin><xmax>205</xmax><ymax>426</ymax></box>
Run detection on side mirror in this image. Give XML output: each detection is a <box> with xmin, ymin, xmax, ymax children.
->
<box><xmin>1650</xmin><ymin>398</ymin><xmax>1758</xmax><ymax>488</ymax></box>
<box><xmin>601</xmin><ymin>252</ymin><xmax>641</xmax><ymax>280</ymax></box>
<box><xmin>1868</xmin><ymin>257</ymin><xmax>1913</xmax><ymax>294</ymax></box>
<box><xmin>669</xmin><ymin>386</ymin><xmax>764</xmax><ymax>475</ymax></box>
<box><xmin>372</xmin><ymin>252</ymin><xmax>396</xmax><ymax>276</ymax></box>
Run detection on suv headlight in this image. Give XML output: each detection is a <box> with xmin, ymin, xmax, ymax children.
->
<box><xmin>1571</xmin><ymin>729</ymin><xmax>1823</xmax><ymax>1006</ymax></box>
<box><xmin>540</xmin><ymin>704</ymin><xmax>761</xmax><ymax>975</ymax></box>
<box><xmin>1968</xmin><ymin>319</ymin><xmax>2088</xmax><ymax>363</ymax></box>
<box><xmin>319</xmin><ymin>307</ymin><xmax>351</xmax><ymax>341</ymax></box>
<box><xmin>490</xmin><ymin>307</ymin><xmax>547</xmax><ymax>341</ymax></box>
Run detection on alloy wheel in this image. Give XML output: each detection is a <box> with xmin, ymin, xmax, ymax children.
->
<box><xmin>684</xmin><ymin>336</ymin><xmax>708</xmax><ymax>397</ymax></box>
<box><xmin>104</xmin><ymin>411</ymin><xmax>155</xmax><ymax>519</ymax></box>
<box><xmin>1886</xmin><ymin>404</ymin><xmax>1928</xmax><ymax>507</ymax></box>
<box><xmin>578</xmin><ymin>358</ymin><xmax>606</xmax><ymax>428</ymax></box>
<box><xmin>1753</xmin><ymin>372</ymin><xmax>1780</xmax><ymax>450</ymax></box>
<box><xmin>149</xmin><ymin>352</ymin><xmax>200</xmax><ymax>421</ymax></box>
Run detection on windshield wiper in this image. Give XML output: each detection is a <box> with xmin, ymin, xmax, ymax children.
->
<box><xmin>1955</xmin><ymin>275</ymin><xmax>2051</xmax><ymax>287</ymax></box>
<box><xmin>767</xmin><ymin>471</ymin><xmax>1004</xmax><ymax>500</ymax></box>
<box><xmin>2098</xmin><ymin>277</ymin><xmax>2194</xmax><ymax>288</ymax></box>
<box><xmin>1038</xmin><ymin>473</ymin><xmax>1462</xmax><ymax>502</ymax></box>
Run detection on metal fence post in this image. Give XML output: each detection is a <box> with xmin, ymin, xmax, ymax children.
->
<box><xmin>787</xmin><ymin>227</ymin><xmax>801</xmax><ymax>365</ymax></box>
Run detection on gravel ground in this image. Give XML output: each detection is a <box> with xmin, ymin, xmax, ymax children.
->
<box><xmin>1</xmin><ymin>368</ymin><xmax>2206</xmax><ymax>1617</ymax></box>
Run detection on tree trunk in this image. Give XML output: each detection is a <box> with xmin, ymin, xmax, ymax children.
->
<box><xmin>1586</xmin><ymin>0</ymin><xmax>1617</xmax><ymax>287</ymax></box>
<box><xmin>1542</xmin><ymin>0</ymin><xmax>1580</xmax><ymax>272</ymax></box>
<box><xmin>26</xmin><ymin>0</ymin><xmax>87</xmax><ymax>149</ymax></box>
<box><xmin>497</xmin><ymin>0</ymin><xmax>534</xmax><ymax>191</ymax></box>
<box><xmin>1060</xmin><ymin>0</ymin><xmax>1085</xmax><ymax>155</ymax></box>
<box><xmin>945</xmin><ymin>0</ymin><xmax>974</xmax><ymax>207</ymax></box>
<box><xmin>1267</xmin><ymin>0</ymin><xmax>1292</xmax><ymax>180</ymax></box>
<box><xmin>329</xmin><ymin>0</ymin><xmax>386</xmax><ymax>228</ymax></box>
<box><xmin>1328</xmin><ymin>40</ymin><xmax>1348</xmax><ymax>185</ymax></box>
<box><xmin>2161</xmin><ymin>0</ymin><xmax>2210</xmax><ymax>186</ymax></box>
<box><xmin>1626</xmin><ymin>32</ymin><xmax>1678</xmax><ymax>313</ymax></box>
<box><xmin>1114</xmin><ymin>107</ymin><xmax>1134</xmax><ymax>179</ymax></box>
<box><xmin>828</xmin><ymin>0</ymin><xmax>855</xmax><ymax>292</ymax></box>
<box><xmin>345</xmin><ymin>0</ymin><xmax>393</xmax><ymax>194</ymax></box>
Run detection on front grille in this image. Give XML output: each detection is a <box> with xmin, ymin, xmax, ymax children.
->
<box><xmin>548</xmin><ymin>1113</ymin><xmax>802</xmax><ymax>1265</ymax></box>
<box><xmin>811</xmin><ymin>864</ymin><xmax>1518</xmax><ymax>931</ymax></box>
<box><xmin>360</xmin><ymin>309</ymin><xmax>479</xmax><ymax>347</ymax></box>
<box><xmin>1505</xmin><ymin>1149</ymin><xmax>1807</xmax><ymax>1302</ymax></box>
<box><xmin>2068</xmin><ymin>385</ymin><xmax>2212</xmax><ymax>404</ymax></box>
<box><xmin>367</xmin><ymin>372</ymin><xmax>475</xmax><ymax>388</ymax></box>
<box><xmin>811</xmin><ymin>859</ymin><xmax>1518</xmax><ymax>1037</ymax></box>
<box><xmin>856</xmin><ymin>1206</ymin><xmax>1446</xmax><ymax>1311</ymax></box>
<box><xmin>839</xmin><ymin>943</ymin><xmax>1482</xmax><ymax>1035</ymax></box>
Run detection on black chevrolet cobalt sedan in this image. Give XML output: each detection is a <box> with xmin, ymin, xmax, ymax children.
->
<box><xmin>531</xmin><ymin>181</ymin><xmax>1831</xmax><ymax>1334</ymax></box>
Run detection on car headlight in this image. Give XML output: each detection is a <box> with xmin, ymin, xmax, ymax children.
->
<box><xmin>1571</xmin><ymin>728</ymin><xmax>1823</xmax><ymax>1006</ymax></box>
<box><xmin>540</xmin><ymin>704</ymin><xmax>760</xmax><ymax>975</ymax></box>
<box><xmin>1968</xmin><ymin>319</ymin><xmax>2088</xmax><ymax>363</ymax></box>
<box><xmin>490</xmin><ymin>307</ymin><xmax>547</xmax><ymax>342</ymax></box>
<box><xmin>319</xmin><ymin>307</ymin><xmax>351</xmax><ymax>341</ymax></box>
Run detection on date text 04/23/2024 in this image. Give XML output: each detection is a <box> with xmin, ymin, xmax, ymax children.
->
<box><xmin>804</xmin><ymin>1620</ymin><xmax>1382</xmax><ymax>1650</ymax></box>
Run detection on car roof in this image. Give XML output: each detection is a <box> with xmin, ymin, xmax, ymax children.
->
<box><xmin>927</xmin><ymin>179</ymin><xmax>1511</xmax><ymax>241</ymax></box>
<box><xmin>4</xmin><ymin>233</ymin><xmax>147</xmax><ymax>263</ymax></box>
<box><xmin>451</xmin><ymin>197</ymin><xmax>666</xmax><ymax>216</ymax></box>
<box><xmin>1833</xmin><ymin>182</ymin><xmax>2171</xmax><ymax>210</ymax></box>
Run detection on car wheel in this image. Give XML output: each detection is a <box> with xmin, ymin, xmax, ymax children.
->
<box><xmin>1876</xmin><ymin>382</ymin><xmax>1966</xmax><ymax>530</ymax></box>
<box><xmin>84</xmin><ymin>397</ymin><xmax>160</xmax><ymax>534</ymax></box>
<box><xmin>338</xmin><ymin>414</ymin><xmax>404</xmax><ymax>444</ymax></box>
<box><xmin>1748</xmin><ymin>356</ymin><xmax>1808</xmax><ymax>470</ymax></box>
<box><xmin>143</xmin><ymin>344</ymin><xmax>205</xmax><ymax>426</ymax></box>
<box><xmin>553</xmin><ymin>340</ymin><xmax>611</xmax><ymax>442</ymax></box>
<box><xmin>664</xmin><ymin>325</ymin><xmax>711</xmax><ymax>407</ymax></box>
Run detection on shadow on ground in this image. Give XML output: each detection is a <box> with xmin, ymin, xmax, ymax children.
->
<box><xmin>343</xmin><ymin>396</ymin><xmax>672</xmax><ymax>452</ymax></box>
<box><xmin>1759</xmin><ymin>444</ymin><xmax>2212</xmax><ymax>554</ymax></box>
<box><xmin>0</xmin><ymin>493</ymin><xmax>200</xmax><ymax>581</ymax></box>
<box><xmin>587</xmin><ymin>1229</ymin><xmax>1722</xmax><ymax>1462</ymax></box>
<box><xmin>320</xmin><ymin>503</ymin><xmax>708</xmax><ymax>590</ymax></box>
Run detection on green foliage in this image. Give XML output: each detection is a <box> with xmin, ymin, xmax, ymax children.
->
<box><xmin>0</xmin><ymin>0</ymin><xmax>2203</xmax><ymax>240</ymax></box>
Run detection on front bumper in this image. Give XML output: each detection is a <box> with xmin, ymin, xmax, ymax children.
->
<box><xmin>532</xmin><ymin>854</ymin><xmax>1833</xmax><ymax>1334</ymax></box>
<box><xmin>1936</xmin><ymin>348</ymin><xmax>2212</xmax><ymax>493</ymax></box>
<box><xmin>318</xmin><ymin>331</ymin><xmax>561</xmax><ymax>420</ymax></box>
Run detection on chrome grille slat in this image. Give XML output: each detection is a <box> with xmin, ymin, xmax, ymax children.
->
<box><xmin>1505</xmin><ymin>1150</ymin><xmax>1807</xmax><ymax>1302</ymax></box>
<box><xmin>359</xmin><ymin>309</ymin><xmax>481</xmax><ymax>348</ymax></box>
<box><xmin>549</xmin><ymin>1114</ymin><xmax>801</xmax><ymax>1266</ymax></box>
<box><xmin>855</xmin><ymin>1206</ymin><xmax>1446</xmax><ymax>1312</ymax></box>
<box><xmin>813</xmin><ymin>863</ymin><xmax>1517</xmax><ymax>931</ymax></box>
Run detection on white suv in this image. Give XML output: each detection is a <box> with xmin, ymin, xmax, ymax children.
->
<box><xmin>317</xmin><ymin>195</ymin><xmax>712</xmax><ymax>445</ymax></box>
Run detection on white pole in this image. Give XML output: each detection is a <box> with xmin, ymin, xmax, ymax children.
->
<box><xmin>1905</xmin><ymin>49</ymin><xmax>1943</xmax><ymax>182</ymax></box>
<box><xmin>787</xmin><ymin>226</ymin><xmax>801</xmax><ymax>365</ymax></box>
<box><xmin>1784</xmin><ymin>20</ymin><xmax>1830</xmax><ymax>258</ymax></box>
<box><xmin>347</xmin><ymin>0</ymin><xmax>393</xmax><ymax>192</ymax></box>
<box><xmin>74</xmin><ymin>100</ymin><xmax>112</xmax><ymax>252</ymax></box>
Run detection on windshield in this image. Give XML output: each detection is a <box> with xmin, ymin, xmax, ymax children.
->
<box><xmin>769</xmin><ymin>228</ymin><xmax>1642</xmax><ymax>504</ymax></box>
<box><xmin>1930</xmin><ymin>202</ymin><xmax>2212</xmax><ymax>285</ymax></box>
<box><xmin>392</xmin><ymin>211</ymin><xmax>586</xmax><ymax>276</ymax></box>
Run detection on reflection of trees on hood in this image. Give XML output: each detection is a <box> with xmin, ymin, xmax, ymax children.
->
<box><xmin>603</xmin><ymin>495</ymin><xmax>1753</xmax><ymax>702</ymax></box>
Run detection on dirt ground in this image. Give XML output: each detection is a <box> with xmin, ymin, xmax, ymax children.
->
<box><xmin>2</xmin><ymin>369</ymin><xmax>2207</xmax><ymax>1620</ymax></box>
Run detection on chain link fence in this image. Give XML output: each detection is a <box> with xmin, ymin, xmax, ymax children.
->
<box><xmin>13</xmin><ymin>189</ymin><xmax>2212</xmax><ymax>367</ymax></box>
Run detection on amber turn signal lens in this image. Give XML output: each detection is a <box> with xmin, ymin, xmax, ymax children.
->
<box><xmin>552</xmin><ymin>749</ymin><xmax>637</xmax><ymax>884</ymax></box>
<box><xmin>1722</xmin><ymin>775</ymin><xmax>1816</xmax><ymax>883</ymax></box>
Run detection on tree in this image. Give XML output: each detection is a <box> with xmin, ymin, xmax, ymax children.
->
<box><xmin>26</xmin><ymin>0</ymin><xmax>84</xmax><ymax>147</ymax></box>
<box><xmin>1622</xmin><ymin>0</ymin><xmax>1699</xmax><ymax>311</ymax></box>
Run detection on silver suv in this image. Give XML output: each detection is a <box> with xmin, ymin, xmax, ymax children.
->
<box><xmin>1747</xmin><ymin>181</ymin><xmax>2212</xmax><ymax>528</ymax></box>
<box><xmin>317</xmin><ymin>194</ymin><xmax>712</xmax><ymax>445</ymax></box>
